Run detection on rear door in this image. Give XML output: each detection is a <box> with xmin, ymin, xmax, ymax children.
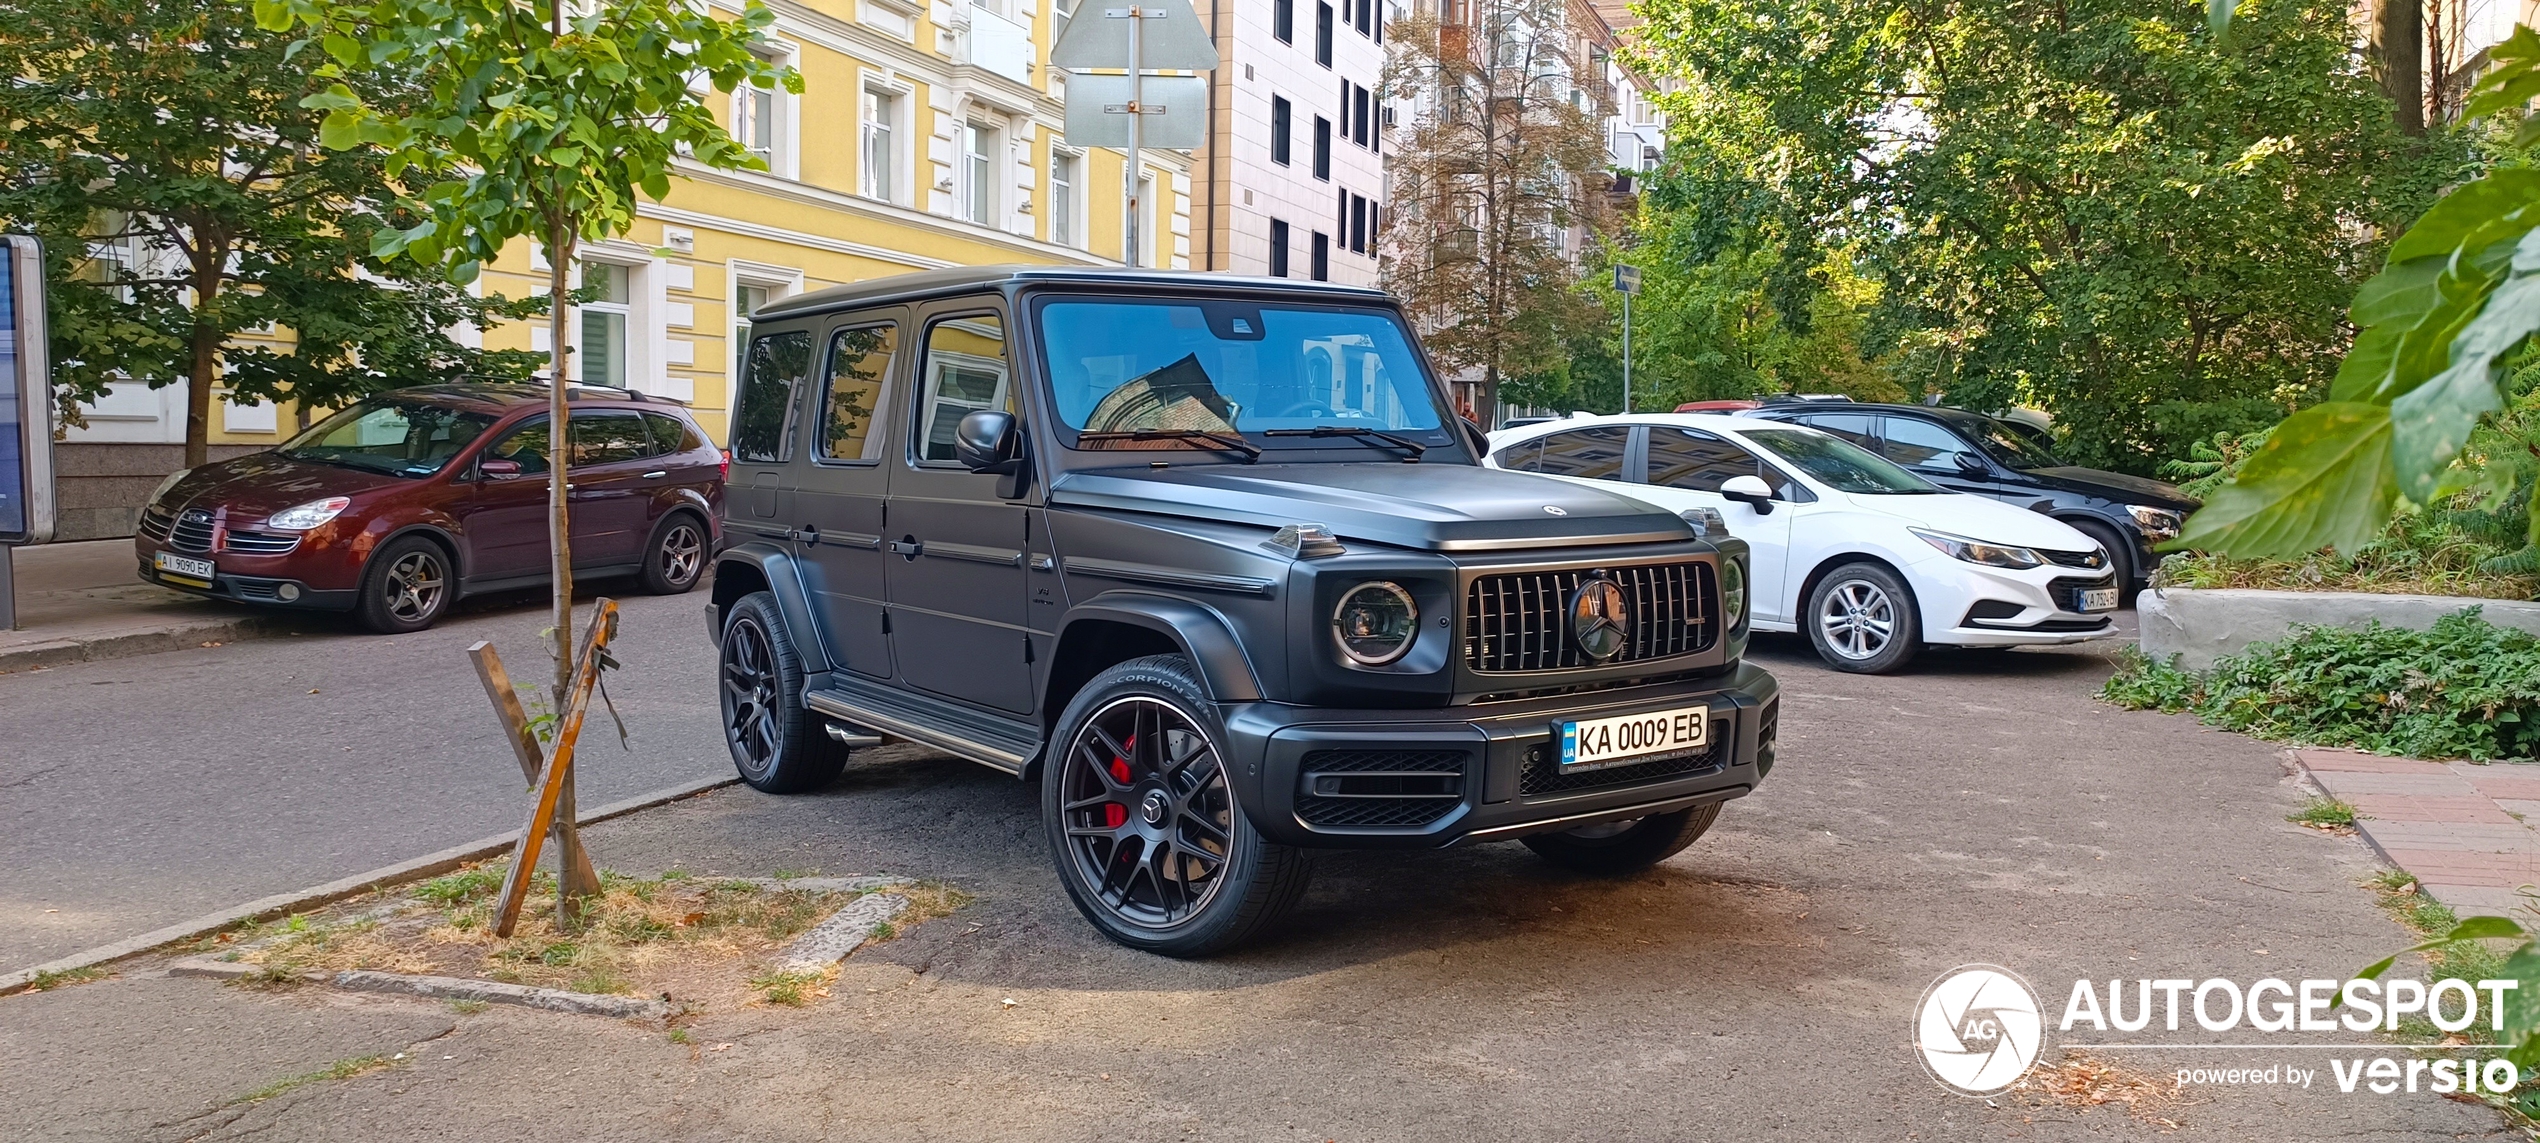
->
<box><xmin>726</xmin><ymin>328</ymin><xmax>820</xmax><ymax>547</ymax></box>
<box><xmin>885</xmin><ymin>303</ymin><xmax>1035</xmax><ymax>715</ymax></box>
<box><xmin>795</xmin><ymin>312</ymin><xmax>903</xmax><ymax>681</ymax></box>
<box><xmin>563</xmin><ymin>411</ymin><xmax>658</xmax><ymax>567</ymax></box>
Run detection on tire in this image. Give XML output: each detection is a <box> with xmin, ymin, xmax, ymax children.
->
<box><xmin>1042</xmin><ymin>654</ymin><xmax>1310</xmax><ymax>957</ymax></box>
<box><xmin>1522</xmin><ymin>802</ymin><xmax>1722</xmax><ymax>875</ymax></box>
<box><xmin>354</xmin><ymin>535</ymin><xmax>455</xmax><ymax>634</ymax></box>
<box><xmin>638</xmin><ymin>511</ymin><xmax>709</xmax><ymax>595</ymax></box>
<box><xmin>718</xmin><ymin>591</ymin><xmax>844</xmax><ymax>793</ymax></box>
<box><xmin>2065</xmin><ymin>518</ymin><xmax>2137</xmax><ymax>602</ymax></box>
<box><xmin>1805</xmin><ymin>561</ymin><xmax>1921</xmax><ymax>673</ymax></box>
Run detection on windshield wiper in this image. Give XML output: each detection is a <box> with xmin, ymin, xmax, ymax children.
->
<box><xmin>1074</xmin><ymin>429</ymin><xmax>1262</xmax><ymax>463</ymax></box>
<box><xmin>1260</xmin><ymin>426</ymin><xmax>1427</xmax><ymax>458</ymax></box>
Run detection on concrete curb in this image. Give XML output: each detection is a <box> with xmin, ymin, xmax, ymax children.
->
<box><xmin>330</xmin><ymin>970</ymin><xmax>674</xmax><ymax>1020</ymax></box>
<box><xmin>0</xmin><ymin>613</ymin><xmax>294</xmax><ymax>674</ymax></box>
<box><xmin>2139</xmin><ymin>587</ymin><xmax>2540</xmax><ymax>672</ymax></box>
<box><xmin>776</xmin><ymin>892</ymin><xmax>910</xmax><ymax>972</ymax></box>
<box><xmin>0</xmin><ymin>773</ymin><xmax>739</xmax><ymax>997</ymax></box>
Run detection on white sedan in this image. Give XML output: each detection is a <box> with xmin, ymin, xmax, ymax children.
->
<box><xmin>1485</xmin><ymin>413</ymin><xmax>2122</xmax><ymax>673</ymax></box>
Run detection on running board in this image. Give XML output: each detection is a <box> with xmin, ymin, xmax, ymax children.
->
<box><xmin>804</xmin><ymin>685</ymin><xmax>1037</xmax><ymax>776</ymax></box>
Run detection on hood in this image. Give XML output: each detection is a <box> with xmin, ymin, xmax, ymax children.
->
<box><xmin>1839</xmin><ymin>490</ymin><xmax>2100</xmax><ymax>552</ymax></box>
<box><xmin>1049</xmin><ymin>463</ymin><xmax>1696</xmax><ymax>551</ymax></box>
<box><xmin>158</xmin><ymin>451</ymin><xmax>417</xmax><ymax>523</ymax></box>
<box><xmin>2016</xmin><ymin>465</ymin><xmax>2197</xmax><ymax>509</ymax></box>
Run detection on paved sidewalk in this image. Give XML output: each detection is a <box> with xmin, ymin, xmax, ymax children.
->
<box><xmin>0</xmin><ymin>539</ymin><xmax>300</xmax><ymax>671</ymax></box>
<box><xmin>2296</xmin><ymin>748</ymin><xmax>2540</xmax><ymax>919</ymax></box>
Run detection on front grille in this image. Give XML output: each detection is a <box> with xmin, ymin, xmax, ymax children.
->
<box><xmin>1295</xmin><ymin>749</ymin><xmax>1467</xmax><ymax>830</ymax></box>
<box><xmin>2040</xmin><ymin>547</ymin><xmax>2107</xmax><ymax>569</ymax></box>
<box><xmin>223</xmin><ymin>529</ymin><xmax>301</xmax><ymax>555</ymax></box>
<box><xmin>2047</xmin><ymin>574</ymin><xmax>2117</xmax><ymax>612</ymax></box>
<box><xmin>138</xmin><ymin>507</ymin><xmax>175</xmax><ymax>543</ymax></box>
<box><xmin>167</xmin><ymin>510</ymin><xmax>216</xmax><ymax>554</ymax></box>
<box><xmin>1465</xmin><ymin>561</ymin><xmax>1715</xmax><ymax>673</ymax></box>
<box><xmin>1520</xmin><ymin>721</ymin><xmax>1728</xmax><ymax>798</ymax></box>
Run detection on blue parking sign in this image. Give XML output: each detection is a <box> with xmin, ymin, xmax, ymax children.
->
<box><xmin>0</xmin><ymin>235</ymin><xmax>52</xmax><ymax>545</ymax></box>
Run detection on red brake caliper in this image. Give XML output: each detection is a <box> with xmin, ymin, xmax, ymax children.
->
<box><xmin>1102</xmin><ymin>734</ymin><xmax>1135</xmax><ymax>830</ymax></box>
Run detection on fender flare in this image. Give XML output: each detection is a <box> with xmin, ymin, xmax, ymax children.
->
<box><xmin>1056</xmin><ymin>591</ymin><xmax>1265</xmax><ymax>704</ymax></box>
<box><xmin>710</xmin><ymin>541</ymin><xmax>832</xmax><ymax>674</ymax></box>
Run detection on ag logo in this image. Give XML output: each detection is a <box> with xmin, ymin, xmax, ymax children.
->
<box><xmin>1567</xmin><ymin>577</ymin><xmax>1630</xmax><ymax>662</ymax></box>
<box><xmin>1915</xmin><ymin>965</ymin><xmax>2043</xmax><ymax>1095</ymax></box>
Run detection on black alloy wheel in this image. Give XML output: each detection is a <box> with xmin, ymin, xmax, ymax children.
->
<box><xmin>718</xmin><ymin>591</ymin><xmax>843</xmax><ymax>793</ymax></box>
<box><xmin>1043</xmin><ymin>655</ymin><xmax>1309</xmax><ymax>956</ymax></box>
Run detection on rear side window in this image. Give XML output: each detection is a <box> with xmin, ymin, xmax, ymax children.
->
<box><xmin>1794</xmin><ymin>412</ymin><xmax>1876</xmax><ymax>451</ymax></box>
<box><xmin>1491</xmin><ymin>438</ymin><xmax>1543</xmax><ymax>471</ymax></box>
<box><xmin>642</xmin><ymin>414</ymin><xmax>703</xmax><ymax>456</ymax></box>
<box><xmin>820</xmin><ymin>324</ymin><xmax>897</xmax><ymax>462</ymax></box>
<box><xmin>730</xmin><ymin>331</ymin><xmax>815</xmax><ymax>463</ymax></box>
<box><xmin>1534</xmin><ymin>426</ymin><xmax>1630</xmax><ymax>481</ymax></box>
<box><xmin>570</xmin><ymin>412</ymin><xmax>653</xmax><ymax>465</ymax></box>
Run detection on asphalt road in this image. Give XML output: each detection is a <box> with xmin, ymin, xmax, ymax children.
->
<box><xmin>0</xmin><ymin>581</ymin><xmax>731</xmax><ymax>969</ymax></box>
<box><xmin>0</xmin><ymin>632</ymin><xmax>2507</xmax><ymax>1140</ymax></box>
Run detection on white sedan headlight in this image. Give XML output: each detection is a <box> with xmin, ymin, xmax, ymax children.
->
<box><xmin>268</xmin><ymin>496</ymin><xmax>353</xmax><ymax>531</ymax></box>
<box><xmin>1910</xmin><ymin>527</ymin><xmax>2045</xmax><ymax>570</ymax></box>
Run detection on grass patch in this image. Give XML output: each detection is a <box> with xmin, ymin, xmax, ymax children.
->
<box><xmin>223</xmin><ymin>1054</ymin><xmax>397</xmax><ymax>1107</ymax></box>
<box><xmin>2288</xmin><ymin>798</ymin><xmax>2359</xmax><ymax>829</ymax></box>
<box><xmin>748</xmin><ymin>968</ymin><xmax>827</xmax><ymax>1006</ymax></box>
<box><xmin>2367</xmin><ymin>870</ymin><xmax>2512</xmax><ymax>1011</ymax></box>
<box><xmin>22</xmin><ymin>965</ymin><xmax>106</xmax><ymax>992</ymax></box>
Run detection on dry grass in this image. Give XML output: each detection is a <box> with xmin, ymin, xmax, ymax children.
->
<box><xmin>2013</xmin><ymin>1050</ymin><xmax>2187</xmax><ymax>1130</ymax></box>
<box><xmin>230</xmin><ymin>864</ymin><xmax>960</xmax><ymax>1011</ymax></box>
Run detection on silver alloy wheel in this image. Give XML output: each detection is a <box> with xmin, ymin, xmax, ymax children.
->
<box><xmin>382</xmin><ymin>549</ymin><xmax>446</xmax><ymax>623</ymax></box>
<box><xmin>1816</xmin><ymin>578</ymin><xmax>1895</xmax><ymax>661</ymax></box>
<box><xmin>660</xmin><ymin>521</ymin><xmax>704</xmax><ymax>585</ymax></box>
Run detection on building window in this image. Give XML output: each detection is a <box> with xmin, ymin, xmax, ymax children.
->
<box><xmin>1270</xmin><ymin>97</ymin><xmax>1292</xmax><ymax>165</ymax></box>
<box><xmin>1315</xmin><ymin>1</ymin><xmax>1333</xmax><ymax>66</ymax></box>
<box><xmin>1274</xmin><ymin>0</ymin><xmax>1293</xmax><ymax>42</ymax></box>
<box><xmin>964</xmin><ymin>121</ymin><xmax>998</xmax><ymax>225</ymax></box>
<box><xmin>736</xmin><ymin>80</ymin><xmax>774</xmax><ymax>166</ymax></box>
<box><xmin>861</xmin><ymin>89</ymin><xmax>898</xmax><ymax>202</ymax></box>
<box><xmin>1350</xmin><ymin>194</ymin><xmax>1367</xmax><ymax>253</ymax></box>
<box><xmin>579</xmin><ymin>263</ymin><xmax>632</xmax><ymax>387</ymax></box>
<box><xmin>1050</xmin><ymin>151</ymin><xmax>1077</xmax><ymax>247</ymax></box>
<box><xmin>1269</xmin><ymin>219</ymin><xmax>1290</xmax><ymax>277</ymax></box>
<box><xmin>733</xmin><ymin>283</ymin><xmax>771</xmax><ymax>380</ymax></box>
<box><xmin>1355</xmin><ymin>0</ymin><xmax>1373</xmax><ymax>36</ymax></box>
<box><xmin>1312</xmin><ymin>116</ymin><xmax>1330</xmax><ymax>180</ymax></box>
<box><xmin>1353</xmin><ymin>85</ymin><xmax>1371</xmax><ymax>146</ymax></box>
<box><xmin>1138</xmin><ymin>172</ymin><xmax>1157</xmax><ymax>264</ymax></box>
<box><xmin>1310</xmin><ymin>231</ymin><xmax>1329</xmax><ymax>280</ymax></box>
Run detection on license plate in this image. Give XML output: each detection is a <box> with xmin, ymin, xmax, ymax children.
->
<box><xmin>154</xmin><ymin>551</ymin><xmax>215</xmax><ymax>586</ymax></box>
<box><xmin>2078</xmin><ymin>587</ymin><xmax>2119</xmax><ymax>613</ymax></box>
<box><xmin>1559</xmin><ymin>705</ymin><xmax>1710</xmax><ymax>772</ymax></box>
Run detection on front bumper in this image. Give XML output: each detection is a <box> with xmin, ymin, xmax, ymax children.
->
<box><xmin>1219</xmin><ymin>662</ymin><xmax>1779</xmax><ymax>849</ymax></box>
<box><xmin>1906</xmin><ymin>553</ymin><xmax>2120</xmax><ymax>648</ymax></box>
<box><xmin>137</xmin><ymin>561</ymin><xmax>357</xmax><ymax>611</ymax></box>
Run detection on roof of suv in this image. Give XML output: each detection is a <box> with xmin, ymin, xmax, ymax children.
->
<box><xmin>756</xmin><ymin>266</ymin><xmax>1390</xmax><ymax>321</ymax></box>
<box><xmin>1747</xmin><ymin>401</ymin><xmax>1996</xmax><ymax>426</ymax></box>
<box><xmin>372</xmin><ymin>383</ymin><xmax>691</xmax><ymax>416</ymax></box>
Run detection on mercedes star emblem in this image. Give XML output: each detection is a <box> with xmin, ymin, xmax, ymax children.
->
<box><xmin>1569</xmin><ymin>577</ymin><xmax>1630</xmax><ymax>662</ymax></box>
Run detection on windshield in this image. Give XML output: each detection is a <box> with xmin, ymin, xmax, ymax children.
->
<box><xmin>1972</xmin><ymin>417</ymin><xmax>2062</xmax><ymax>470</ymax></box>
<box><xmin>1035</xmin><ymin>298</ymin><xmax>1451</xmax><ymax>456</ymax></box>
<box><xmin>1742</xmin><ymin>427</ymin><xmax>1945</xmax><ymax>495</ymax></box>
<box><xmin>279</xmin><ymin>399</ymin><xmax>496</xmax><ymax>477</ymax></box>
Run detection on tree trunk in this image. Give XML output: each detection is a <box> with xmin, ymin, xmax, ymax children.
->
<box><xmin>185</xmin><ymin>320</ymin><xmax>217</xmax><ymax>470</ymax></box>
<box><xmin>2377</xmin><ymin>0</ymin><xmax>2425</xmax><ymax>135</ymax></box>
<box><xmin>544</xmin><ymin>217</ymin><xmax>598</xmax><ymax>922</ymax></box>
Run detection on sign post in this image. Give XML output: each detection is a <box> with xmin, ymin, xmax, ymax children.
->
<box><xmin>1613</xmin><ymin>264</ymin><xmax>1641</xmax><ymax>414</ymax></box>
<box><xmin>1049</xmin><ymin>0</ymin><xmax>1219</xmax><ymax>268</ymax></box>
<box><xmin>0</xmin><ymin>235</ymin><xmax>56</xmax><ymax>631</ymax></box>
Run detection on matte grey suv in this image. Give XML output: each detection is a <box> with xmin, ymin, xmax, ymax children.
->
<box><xmin>707</xmin><ymin>267</ymin><xmax>1779</xmax><ymax>955</ymax></box>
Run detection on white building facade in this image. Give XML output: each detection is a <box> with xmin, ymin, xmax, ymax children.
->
<box><xmin>1187</xmin><ymin>0</ymin><xmax>1390</xmax><ymax>284</ymax></box>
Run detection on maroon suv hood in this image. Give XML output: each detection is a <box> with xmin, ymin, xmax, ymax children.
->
<box><xmin>158</xmin><ymin>451</ymin><xmax>416</xmax><ymax>524</ymax></box>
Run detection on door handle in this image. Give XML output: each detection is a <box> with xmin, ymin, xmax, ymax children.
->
<box><xmin>641</xmin><ymin>470</ymin><xmax>669</xmax><ymax>480</ymax></box>
<box><xmin>799</xmin><ymin>525</ymin><xmax>820</xmax><ymax>547</ymax></box>
<box><xmin>887</xmin><ymin>539</ymin><xmax>922</xmax><ymax>558</ymax></box>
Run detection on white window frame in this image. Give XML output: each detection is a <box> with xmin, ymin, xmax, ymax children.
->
<box><xmin>732</xmin><ymin>43</ymin><xmax>800</xmax><ymax>179</ymax></box>
<box><xmin>861</xmin><ymin>81</ymin><xmax>913</xmax><ymax>204</ymax></box>
<box><xmin>963</xmin><ymin>120</ymin><xmax>1000</xmax><ymax>226</ymax></box>
<box><xmin>567</xmin><ymin>250</ymin><xmax>661</xmax><ymax>395</ymax></box>
<box><xmin>1049</xmin><ymin>147</ymin><xmax>1083</xmax><ymax>248</ymax></box>
<box><xmin>726</xmin><ymin>260</ymin><xmax>806</xmax><ymax>399</ymax></box>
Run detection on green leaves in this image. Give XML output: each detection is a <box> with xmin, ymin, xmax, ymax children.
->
<box><xmin>2173</xmin><ymin>403</ymin><xmax>2397</xmax><ymax>557</ymax></box>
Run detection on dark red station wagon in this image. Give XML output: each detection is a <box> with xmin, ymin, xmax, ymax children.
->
<box><xmin>135</xmin><ymin>383</ymin><xmax>725</xmax><ymax>632</ymax></box>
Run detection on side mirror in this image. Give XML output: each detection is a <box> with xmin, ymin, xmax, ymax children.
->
<box><xmin>479</xmin><ymin>458</ymin><xmax>523</xmax><ymax>479</ymax></box>
<box><xmin>954</xmin><ymin>409</ymin><xmax>1024</xmax><ymax>476</ymax></box>
<box><xmin>1720</xmin><ymin>474</ymin><xmax>1776</xmax><ymax>515</ymax></box>
<box><xmin>1953</xmin><ymin>451</ymin><xmax>1988</xmax><ymax>475</ymax></box>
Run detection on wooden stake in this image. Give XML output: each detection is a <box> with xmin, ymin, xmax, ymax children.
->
<box><xmin>470</xmin><ymin>639</ymin><xmax>601</xmax><ymax>897</ymax></box>
<box><xmin>490</xmin><ymin>599</ymin><xmax>618</xmax><ymax>938</ymax></box>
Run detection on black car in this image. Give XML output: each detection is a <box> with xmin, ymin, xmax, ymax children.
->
<box><xmin>707</xmin><ymin>267</ymin><xmax>1778</xmax><ymax>956</ymax></box>
<box><xmin>1740</xmin><ymin>403</ymin><xmax>2197</xmax><ymax>594</ymax></box>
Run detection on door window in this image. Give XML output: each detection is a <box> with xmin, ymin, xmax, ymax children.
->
<box><xmin>485</xmin><ymin>419</ymin><xmax>552</xmax><ymax>474</ymax></box>
<box><xmin>1533</xmin><ymin>427</ymin><xmax>1630</xmax><ymax>481</ymax></box>
<box><xmin>730</xmin><ymin>330</ymin><xmax>815</xmax><ymax>463</ymax></box>
<box><xmin>916</xmin><ymin>314</ymin><xmax>1009</xmax><ymax>464</ymax></box>
<box><xmin>1490</xmin><ymin>437</ymin><xmax>1542</xmax><ymax>471</ymax></box>
<box><xmin>1646</xmin><ymin>428</ymin><xmax>1760</xmax><ymax>492</ymax></box>
<box><xmin>642</xmin><ymin>414</ymin><xmax>703</xmax><ymax>456</ymax></box>
<box><xmin>1793</xmin><ymin>412</ymin><xmax>1876</xmax><ymax>451</ymax></box>
<box><xmin>820</xmin><ymin>324</ymin><xmax>898</xmax><ymax>462</ymax></box>
<box><xmin>570</xmin><ymin>413</ymin><xmax>653</xmax><ymax>466</ymax></box>
<box><xmin>1880</xmin><ymin>417</ymin><xmax>1979</xmax><ymax>472</ymax></box>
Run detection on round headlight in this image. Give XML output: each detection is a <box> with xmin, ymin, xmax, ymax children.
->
<box><xmin>1720</xmin><ymin>558</ymin><xmax>1748</xmax><ymax>630</ymax></box>
<box><xmin>1332</xmin><ymin>581</ymin><xmax>1419</xmax><ymax>666</ymax></box>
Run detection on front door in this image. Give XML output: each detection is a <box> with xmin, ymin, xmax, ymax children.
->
<box><xmin>885</xmin><ymin>306</ymin><xmax>1034</xmax><ymax>715</ymax></box>
<box><xmin>465</xmin><ymin>417</ymin><xmax>556</xmax><ymax>582</ymax></box>
<box><xmin>795</xmin><ymin>313</ymin><xmax>902</xmax><ymax>681</ymax></box>
<box><xmin>1641</xmin><ymin>424</ymin><xmax>1795</xmax><ymax>624</ymax></box>
<box><xmin>1875</xmin><ymin>416</ymin><xmax>2000</xmax><ymax>498</ymax></box>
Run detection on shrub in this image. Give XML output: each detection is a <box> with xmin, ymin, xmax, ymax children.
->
<box><xmin>2104</xmin><ymin>609</ymin><xmax>2540</xmax><ymax>760</ymax></box>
